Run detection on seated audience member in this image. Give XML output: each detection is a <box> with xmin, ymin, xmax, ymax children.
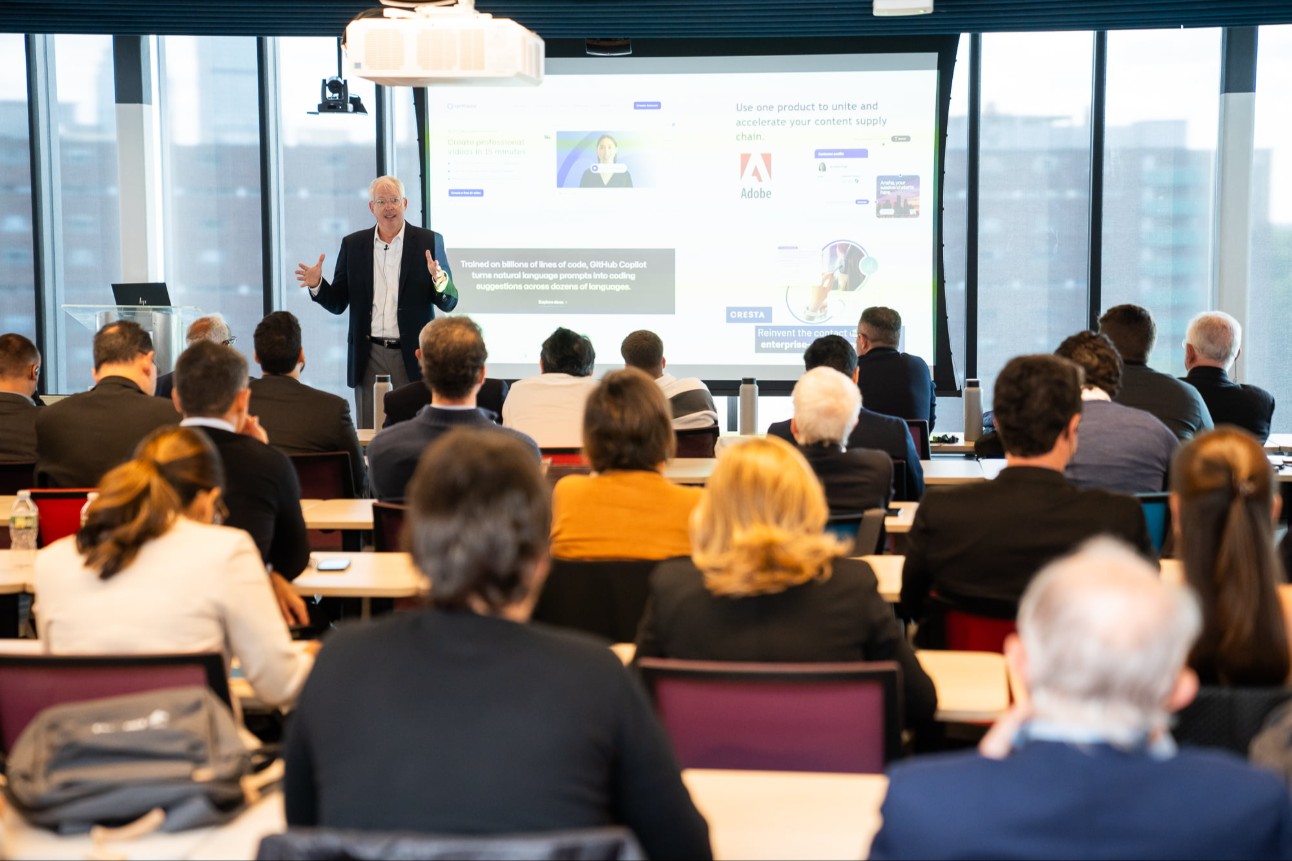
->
<box><xmin>35</xmin><ymin>427</ymin><xmax>314</xmax><ymax>707</ymax></box>
<box><xmin>768</xmin><ymin>334</ymin><xmax>923</xmax><ymax>500</ymax></box>
<box><xmin>789</xmin><ymin>366</ymin><xmax>892</xmax><ymax>515</ymax></box>
<box><xmin>550</xmin><ymin>368</ymin><xmax>701</xmax><ymax>560</ymax></box>
<box><xmin>383</xmin><ymin>317</ymin><xmax>509</xmax><ymax>427</ymax></box>
<box><xmin>871</xmin><ymin>539</ymin><xmax>1292</xmax><ymax>861</ymax></box>
<box><xmin>283</xmin><ymin>430</ymin><xmax>711</xmax><ymax>859</ymax></box>
<box><xmin>634</xmin><ymin>436</ymin><xmax>936</xmax><ymax>731</ymax></box>
<box><xmin>155</xmin><ymin>313</ymin><xmax>236</xmax><ymax>400</ymax></box>
<box><xmin>1055</xmin><ymin>331</ymin><xmax>1178</xmax><ymax>493</ymax></box>
<box><xmin>248</xmin><ymin>311</ymin><xmax>366</xmax><ymax>496</ymax></box>
<box><xmin>0</xmin><ymin>333</ymin><xmax>41</xmax><ymax>461</ymax></box>
<box><xmin>1172</xmin><ymin>428</ymin><xmax>1291</xmax><ymax>686</ymax></box>
<box><xmin>36</xmin><ymin>320</ymin><xmax>179</xmax><ymax>488</ymax></box>
<box><xmin>368</xmin><ymin>316</ymin><xmax>538</xmax><ymax>502</ymax></box>
<box><xmin>1098</xmin><ymin>303</ymin><xmax>1212</xmax><ymax>440</ymax></box>
<box><xmin>1180</xmin><ymin>311</ymin><xmax>1275</xmax><ymax>443</ymax></box>
<box><xmin>900</xmin><ymin>355</ymin><xmax>1151</xmax><ymax>635</ymax></box>
<box><xmin>502</xmin><ymin>327</ymin><xmax>599</xmax><ymax>448</ymax></box>
<box><xmin>620</xmin><ymin>329</ymin><xmax>718</xmax><ymax>430</ymax></box>
<box><xmin>173</xmin><ymin>341</ymin><xmax>310</xmax><ymax>626</ymax></box>
<box><xmin>854</xmin><ymin>306</ymin><xmax>936</xmax><ymax>432</ymax></box>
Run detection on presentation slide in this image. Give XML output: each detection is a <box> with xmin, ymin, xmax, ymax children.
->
<box><xmin>425</xmin><ymin>53</ymin><xmax>940</xmax><ymax>381</ymax></box>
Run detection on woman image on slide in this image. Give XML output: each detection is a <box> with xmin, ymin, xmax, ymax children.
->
<box><xmin>580</xmin><ymin>134</ymin><xmax>633</xmax><ymax>188</ymax></box>
<box><xmin>804</xmin><ymin>241</ymin><xmax>864</xmax><ymax>322</ymax></box>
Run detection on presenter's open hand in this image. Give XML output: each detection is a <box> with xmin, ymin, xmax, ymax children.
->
<box><xmin>295</xmin><ymin>253</ymin><xmax>325</xmax><ymax>289</ymax></box>
<box><xmin>426</xmin><ymin>250</ymin><xmax>445</xmax><ymax>284</ymax></box>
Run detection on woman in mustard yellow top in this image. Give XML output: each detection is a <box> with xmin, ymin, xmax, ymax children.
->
<box><xmin>551</xmin><ymin>368</ymin><xmax>701</xmax><ymax>559</ymax></box>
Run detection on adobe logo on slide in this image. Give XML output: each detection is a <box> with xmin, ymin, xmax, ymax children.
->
<box><xmin>740</xmin><ymin>153</ymin><xmax>772</xmax><ymax>182</ymax></box>
<box><xmin>739</xmin><ymin>153</ymin><xmax>773</xmax><ymax>199</ymax></box>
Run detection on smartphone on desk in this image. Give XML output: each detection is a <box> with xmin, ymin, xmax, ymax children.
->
<box><xmin>315</xmin><ymin>557</ymin><xmax>351</xmax><ymax>572</ymax></box>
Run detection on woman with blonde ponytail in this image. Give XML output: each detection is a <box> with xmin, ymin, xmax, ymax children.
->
<box><xmin>35</xmin><ymin>427</ymin><xmax>314</xmax><ymax>707</ymax></box>
<box><xmin>1172</xmin><ymin>427</ymin><xmax>1291</xmax><ymax>686</ymax></box>
<box><xmin>634</xmin><ymin>435</ymin><xmax>936</xmax><ymax>729</ymax></box>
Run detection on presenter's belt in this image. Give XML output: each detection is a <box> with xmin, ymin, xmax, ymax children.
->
<box><xmin>369</xmin><ymin>337</ymin><xmax>400</xmax><ymax>349</ymax></box>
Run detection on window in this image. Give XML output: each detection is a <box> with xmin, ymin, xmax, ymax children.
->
<box><xmin>0</xmin><ymin>36</ymin><xmax>36</xmax><ymax>344</ymax></box>
<box><xmin>1101</xmin><ymin>29</ymin><xmax>1221</xmax><ymax>376</ymax></box>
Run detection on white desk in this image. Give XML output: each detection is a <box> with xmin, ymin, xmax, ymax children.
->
<box><xmin>299</xmin><ymin>498</ymin><xmax>373</xmax><ymax>531</ymax></box>
<box><xmin>1267</xmin><ymin>433</ymin><xmax>1292</xmax><ymax>454</ymax></box>
<box><xmin>920</xmin><ymin>459</ymin><xmax>986</xmax><ymax>484</ymax></box>
<box><xmin>929</xmin><ymin>432</ymin><xmax>976</xmax><ymax>455</ymax></box>
<box><xmin>885</xmin><ymin>501</ymin><xmax>917</xmax><ymax>535</ymax></box>
<box><xmin>859</xmin><ymin>554</ymin><xmax>902</xmax><ymax>603</ymax></box>
<box><xmin>4</xmin><ymin>769</ymin><xmax>888</xmax><ymax>861</ymax></box>
<box><xmin>915</xmin><ymin>649</ymin><xmax>1011</xmax><ymax>723</ymax></box>
<box><xmin>0</xmin><ymin>548</ymin><xmax>34</xmax><ymax>595</ymax></box>
<box><xmin>293</xmin><ymin>552</ymin><xmax>427</xmax><ymax>619</ymax></box>
<box><xmin>357</xmin><ymin>427</ymin><xmax>376</xmax><ymax>447</ymax></box>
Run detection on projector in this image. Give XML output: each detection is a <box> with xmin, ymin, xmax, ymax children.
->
<box><xmin>345</xmin><ymin>1</ymin><xmax>544</xmax><ymax>86</ymax></box>
<box><xmin>872</xmin><ymin>0</ymin><xmax>934</xmax><ymax>15</ymax></box>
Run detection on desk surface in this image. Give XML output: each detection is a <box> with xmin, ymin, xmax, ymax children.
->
<box><xmin>0</xmin><ymin>548</ymin><xmax>33</xmax><ymax>594</ymax></box>
<box><xmin>4</xmin><ymin>769</ymin><xmax>888</xmax><ymax>861</ymax></box>
<box><xmin>292</xmin><ymin>552</ymin><xmax>426</xmax><ymax>599</ymax></box>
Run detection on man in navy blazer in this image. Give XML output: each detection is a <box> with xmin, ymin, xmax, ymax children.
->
<box><xmin>854</xmin><ymin>306</ymin><xmax>936</xmax><ymax>432</ymax></box>
<box><xmin>871</xmin><ymin>539</ymin><xmax>1292</xmax><ymax>861</ymax></box>
<box><xmin>1180</xmin><ymin>310</ymin><xmax>1275</xmax><ymax>442</ymax></box>
<box><xmin>768</xmin><ymin>335</ymin><xmax>923</xmax><ymax>500</ymax></box>
<box><xmin>295</xmin><ymin>175</ymin><xmax>458</xmax><ymax>429</ymax></box>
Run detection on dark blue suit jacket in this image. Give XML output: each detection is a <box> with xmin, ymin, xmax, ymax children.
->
<box><xmin>768</xmin><ymin>408</ymin><xmax>924</xmax><ymax>500</ymax></box>
<box><xmin>1182</xmin><ymin>366</ymin><xmax>1276</xmax><ymax>443</ymax></box>
<box><xmin>310</xmin><ymin>224</ymin><xmax>457</xmax><ymax>388</ymax></box>
<box><xmin>870</xmin><ymin>739</ymin><xmax>1292</xmax><ymax>860</ymax></box>
<box><xmin>367</xmin><ymin>406</ymin><xmax>539</xmax><ymax>502</ymax></box>
<box><xmin>855</xmin><ymin>347</ymin><xmax>936</xmax><ymax>432</ymax></box>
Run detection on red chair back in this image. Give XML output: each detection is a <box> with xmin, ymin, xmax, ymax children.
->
<box><xmin>371</xmin><ymin>501</ymin><xmax>408</xmax><ymax>553</ymax></box>
<box><xmin>637</xmin><ymin>659</ymin><xmax>902</xmax><ymax>773</ymax></box>
<box><xmin>541</xmin><ymin>448</ymin><xmax>587</xmax><ymax>467</ymax></box>
<box><xmin>289</xmin><ymin>451</ymin><xmax>356</xmax><ymax>499</ymax></box>
<box><xmin>0</xmin><ymin>652</ymin><xmax>230</xmax><ymax>754</ymax></box>
<box><xmin>28</xmin><ymin>488</ymin><xmax>93</xmax><ymax>548</ymax></box>
<box><xmin>674</xmin><ymin>426</ymin><xmax>719</xmax><ymax>458</ymax></box>
<box><xmin>943</xmin><ymin>609</ymin><xmax>1017</xmax><ymax>654</ymax></box>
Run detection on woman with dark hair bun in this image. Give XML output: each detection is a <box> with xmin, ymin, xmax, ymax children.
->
<box><xmin>1172</xmin><ymin>427</ymin><xmax>1291</xmax><ymax>686</ymax></box>
<box><xmin>35</xmin><ymin>426</ymin><xmax>314</xmax><ymax>707</ymax></box>
<box><xmin>283</xmin><ymin>428</ymin><xmax>710</xmax><ymax>859</ymax></box>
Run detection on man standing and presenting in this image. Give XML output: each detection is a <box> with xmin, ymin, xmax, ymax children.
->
<box><xmin>294</xmin><ymin>176</ymin><xmax>458</xmax><ymax>429</ymax></box>
<box><xmin>854</xmin><ymin>306</ymin><xmax>936</xmax><ymax>432</ymax></box>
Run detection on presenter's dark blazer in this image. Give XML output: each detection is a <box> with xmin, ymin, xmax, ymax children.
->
<box><xmin>1182</xmin><ymin>366</ymin><xmax>1275</xmax><ymax>443</ymax></box>
<box><xmin>768</xmin><ymin>407</ymin><xmax>924</xmax><ymax>499</ymax></box>
<box><xmin>899</xmin><ymin>466</ymin><xmax>1151</xmax><ymax>624</ymax></box>
<box><xmin>382</xmin><ymin>378</ymin><xmax>509</xmax><ymax>428</ymax></box>
<box><xmin>309</xmin><ymin>224</ymin><xmax>457</xmax><ymax>388</ymax></box>
<box><xmin>797</xmin><ymin>442</ymin><xmax>892</xmax><ymax>515</ymax></box>
<box><xmin>0</xmin><ymin>392</ymin><xmax>39</xmax><ymax>462</ymax></box>
<box><xmin>855</xmin><ymin>347</ymin><xmax>937</xmax><ymax>432</ymax></box>
<box><xmin>870</xmin><ymin>739</ymin><xmax>1292</xmax><ymax>860</ymax></box>
<box><xmin>249</xmin><ymin>375</ymin><xmax>367</xmax><ymax>496</ymax></box>
<box><xmin>194</xmin><ymin>426</ymin><xmax>310</xmax><ymax>581</ymax></box>
<box><xmin>35</xmin><ymin>376</ymin><xmax>180</xmax><ymax>488</ymax></box>
<box><xmin>635</xmin><ymin>557</ymin><xmax>936</xmax><ymax>729</ymax></box>
<box><xmin>1116</xmin><ymin>361</ymin><xmax>1213</xmax><ymax>441</ymax></box>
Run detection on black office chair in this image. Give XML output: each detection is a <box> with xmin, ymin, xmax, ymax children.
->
<box><xmin>531</xmin><ymin>558</ymin><xmax>659</xmax><ymax>642</ymax></box>
<box><xmin>826</xmin><ymin>508</ymin><xmax>887</xmax><ymax>555</ymax></box>
<box><xmin>371</xmin><ymin>501</ymin><xmax>408</xmax><ymax>553</ymax></box>
<box><xmin>674</xmin><ymin>425</ymin><xmax>719</xmax><ymax>458</ymax></box>
<box><xmin>1174</xmin><ymin>685</ymin><xmax>1292</xmax><ymax>757</ymax></box>
<box><xmin>904</xmin><ymin>419</ymin><xmax>931</xmax><ymax>460</ymax></box>
<box><xmin>257</xmin><ymin>826</ymin><xmax>645</xmax><ymax>860</ymax></box>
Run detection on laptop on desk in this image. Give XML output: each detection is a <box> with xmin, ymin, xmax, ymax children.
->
<box><xmin>111</xmin><ymin>282</ymin><xmax>171</xmax><ymax>306</ymax></box>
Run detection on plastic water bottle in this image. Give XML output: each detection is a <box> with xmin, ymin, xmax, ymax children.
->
<box><xmin>80</xmin><ymin>491</ymin><xmax>99</xmax><ymax>527</ymax></box>
<box><xmin>8</xmin><ymin>490</ymin><xmax>39</xmax><ymax>569</ymax></box>
<box><xmin>738</xmin><ymin>377</ymin><xmax>759</xmax><ymax>436</ymax></box>
<box><xmin>963</xmin><ymin>378</ymin><xmax>983</xmax><ymax>442</ymax></box>
<box><xmin>373</xmin><ymin>374</ymin><xmax>392</xmax><ymax>429</ymax></box>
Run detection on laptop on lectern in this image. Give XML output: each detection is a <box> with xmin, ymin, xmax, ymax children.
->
<box><xmin>111</xmin><ymin>282</ymin><xmax>171</xmax><ymax>307</ymax></box>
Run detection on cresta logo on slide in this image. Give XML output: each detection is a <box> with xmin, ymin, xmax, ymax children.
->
<box><xmin>739</xmin><ymin>153</ymin><xmax>772</xmax><ymax>199</ymax></box>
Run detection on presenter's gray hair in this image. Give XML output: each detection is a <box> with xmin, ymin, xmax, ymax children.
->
<box><xmin>1186</xmin><ymin>311</ymin><xmax>1241</xmax><ymax>367</ymax></box>
<box><xmin>1019</xmin><ymin>538</ymin><xmax>1201</xmax><ymax>743</ymax></box>
<box><xmin>791</xmin><ymin>366</ymin><xmax>862</xmax><ymax>446</ymax></box>
<box><xmin>369</xmin><ymin>175</ymin><xmax>406</xmax><ymax>200</ymax></box>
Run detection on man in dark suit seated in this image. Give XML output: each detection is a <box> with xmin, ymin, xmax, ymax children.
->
<box><xmin>35</xmin><ymin>320</ymin><xmax>180</xmax><ymax>487</ymax></box>
<box><xmin>872</xmin><ymin>539</ymin><xmax>1292</xmax><ymax>861</ymax></box>
<box><xmin>899</xmin><ymin>354</ymin><xmax>1151</xmax><ymax>636</ymax></box>
<box><xmin>854</xmin><ymin>306</ymin><xmax>936</xmax><ymax>432</ymax></box>
<box><xmin>154</xmin><ymin>314</ymin><xmax>236</xmax><ymax>401</ymax></box>
<box><xmin>173</xmin><ymin>340</ymin><xmax>310</xmax><ymax>627</ymax></box>
<box><xmin>768</xmin><ymin>334</ymin><xmax>923</xmax><ymax>499</ymax></box>
<box><xmin>248</xmin><ymin>311</ymin><xmax>366</xmax><ymax>496</ymax></box>
<box><xmin>367</xmin><ymin>316</ymin><xmax>539</xmax><ymax>503</ymax></box>
<box><xmin>1181</xmin><ymin>310</ymin><xmax>1275</xmax><ymax>443</ymax></box>
<box><xmin>0</xmin><ymin>333</ymin><xmax>41</xmax><ymax>462</ymax></box>
<box><xmin>787</xmin><ymin>366</ymin><xmax>891</xmax><ymax>515</ymax></box>
<box><xmin>381</xmin><ymin>318</ymin><xmax>509</xmax><ymax>427</ymax></box>
<box><xmin>1098</xmin><ymin>303</ymin><xmax>1212</xmax><ymax>441</ymax></box>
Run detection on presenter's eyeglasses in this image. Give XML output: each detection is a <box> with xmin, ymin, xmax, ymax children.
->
<box><xmin>373</xmin><ymin>197</ymin><xmax>402</xmax><ymax>206</ymax></box>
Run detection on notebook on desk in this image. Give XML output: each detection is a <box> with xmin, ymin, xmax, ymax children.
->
<box><xmin>111</xmin><ymin>282</ymin><xmax>171</xmax><ymax>306</ymax></box>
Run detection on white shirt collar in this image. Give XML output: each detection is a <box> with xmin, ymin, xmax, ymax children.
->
<box><xmin>375</xmin><ymin>222</ymin><xmax>407</xmax><ymax>248</ymax></box>
<box><xmin>1081</xmin><ymin>386</ymin><xmax>1112</xmax><ymax>402</ymax></box>
<box><xmin>179</xmin><ymin>416</ymin><xmax>238</xmax><ymax>433</ymax></box>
